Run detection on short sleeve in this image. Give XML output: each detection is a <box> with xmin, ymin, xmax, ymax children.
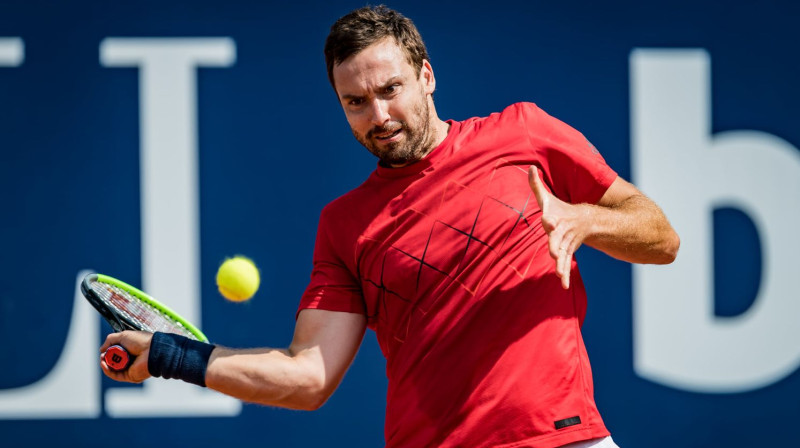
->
<box><xmin>520</xmin><ymin>103</ymin><xmax>618</xmax><ymax>204</ymax></box>
<box><xmin>297</xmin><ymin>206</ymin><xmax>365</xmax><ymax>318</ymax></box>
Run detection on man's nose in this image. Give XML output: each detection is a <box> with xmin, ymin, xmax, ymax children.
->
<box><xmin>369</xmin><ymin>99</ymin><xmax>391</xmax><ymax>126</ymax></box>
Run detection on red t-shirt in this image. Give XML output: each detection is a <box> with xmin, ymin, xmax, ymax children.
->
<box><xmin>299</xmin><ymin>103</ymin><xmax>618</xmax><ymax>447</ymax></box>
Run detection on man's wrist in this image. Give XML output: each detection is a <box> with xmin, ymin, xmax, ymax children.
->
<box><xmin>148</xmin><ymin>332</ymin><xmax>215</xmax><ymax>387</ymax></box>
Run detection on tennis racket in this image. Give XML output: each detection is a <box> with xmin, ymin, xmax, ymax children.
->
<box><xmin>81</xmin><ymin>273</ymin><xmax>208</xmax><ymax>371</ymax></box>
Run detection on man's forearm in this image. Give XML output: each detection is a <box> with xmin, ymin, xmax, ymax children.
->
<box><xmin>582</xmin><ymin>194</ymin><xmax>679</xmax><ymax>264</ymax></box>
<box><xmin>204</xmin><ymin>346</ymin><xmax>328</xmax><ymax>411</ymax></box>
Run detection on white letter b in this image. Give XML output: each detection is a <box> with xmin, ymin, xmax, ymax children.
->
<box><xmin>631</xmin><ymin>49</ymin><xmax>800</xmax><ymax>393</ymax></box>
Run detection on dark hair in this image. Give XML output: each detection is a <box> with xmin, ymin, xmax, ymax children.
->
<box><xmin>324</xmin><ymin>5</ymin><xmax>429</xmax><ymax>89</ymax></box>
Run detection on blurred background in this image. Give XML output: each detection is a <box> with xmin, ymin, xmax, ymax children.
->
<box><xmin>1</xmin><ymin>0</ymin><xmax>799</xmax><ymax>446</ymax></box>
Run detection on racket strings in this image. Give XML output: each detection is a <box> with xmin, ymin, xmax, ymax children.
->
<box><xmin>91</xmin><ymin>281</ymin><xmax>196</xmax><ymax>340</ymax></box>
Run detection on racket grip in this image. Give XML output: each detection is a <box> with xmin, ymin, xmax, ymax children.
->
<box><xmin>104</xmin><ymin>345</ymin><xmax>134</xmax><ymax>371</ymax></box>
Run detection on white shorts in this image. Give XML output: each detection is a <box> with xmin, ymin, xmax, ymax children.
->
<box><xmin>559</xmin><ymin>436</ymin><xmax>620</xmax><ymax>448</ymax></box>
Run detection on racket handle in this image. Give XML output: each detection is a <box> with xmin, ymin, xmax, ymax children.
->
<box><xmin>104</xmin><ymin>345</ymin><xmax>134</xmax><ymax>371</ymax></box>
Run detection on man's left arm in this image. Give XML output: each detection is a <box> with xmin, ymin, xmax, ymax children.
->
<box><xmin>528</xmin><ymin>166</ymin><xmax>680</xmax><ymax>289</ymax></box>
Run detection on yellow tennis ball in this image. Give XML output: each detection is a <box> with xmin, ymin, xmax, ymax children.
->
<box><xmin>216</xmin><ymin>256</ymin><xmax>260</xmax><ymax>302</ymax></box>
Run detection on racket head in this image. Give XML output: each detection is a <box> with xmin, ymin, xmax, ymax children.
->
<box><xmin>81</xmin><ymin>273</ymin><xmax>208</xmax><ymax>342</ymax></box>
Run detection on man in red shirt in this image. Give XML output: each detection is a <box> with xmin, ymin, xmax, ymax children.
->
<box><xmin>101</xmin><ymin>6</ymin><xmax>679</xmax><ymax>448</ymax></box>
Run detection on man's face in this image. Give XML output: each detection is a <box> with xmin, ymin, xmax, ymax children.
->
<box><xmin>332</xmin><ymin>38</ymin><xmax>436</xmax><ymax>167</ymax></box>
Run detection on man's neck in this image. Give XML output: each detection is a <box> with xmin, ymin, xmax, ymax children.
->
<box><xmin>388</xmin><ymin>117</ymin><xmax>450</xmax><ymax>168</ymax></box>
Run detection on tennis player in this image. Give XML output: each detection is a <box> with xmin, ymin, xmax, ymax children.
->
<box><xmin>101</xmin><ymin>6</ymin><xmax>679</xmax><ymax>448</ymax></box>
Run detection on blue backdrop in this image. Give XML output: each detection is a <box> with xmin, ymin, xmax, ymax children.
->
<box><xmin>1</xmin><ymin>0</ymin><xmax>799</xmax><ymax>446</ymax></box>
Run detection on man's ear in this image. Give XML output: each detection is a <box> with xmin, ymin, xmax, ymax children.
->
<box><xmin>420</xmin><ymin>59</ymin><xmax>436</xmax><ymax>95</ymax></box>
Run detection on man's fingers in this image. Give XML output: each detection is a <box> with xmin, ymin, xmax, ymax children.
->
<box><xmin>101</xmin><ymin>330</ymin><xmax>153</xmax><ymax>355</ymax></box>
<box><xmin>528</xmin><ymin>166</ymin><xmax>548</xmax><ymax>212</ymax></box>
<box><xmin>100</xmin><ymin>330</ymin><xmax>135</xmax><ymax>353</ymax></box>
<box><xmin>548</xmin><ymin>225</ymin><xmax>570</xmax><ymax>260</ymax></box>
<box><xmin>100</xmin><ymin>361</ymin><xmax>140</xmax><ymax>383</ymax></box>
<box><xmin>529</xmin><ymin>164</ymin><xmax>574</xmax><ymax>289</ymax></box>
<box><xmin>554</xmin><ymin>232</ymin><xmax>576</xmax><ymax>289</ymax></box>
<box><xmin>549</xmin><ymin>247</ymin><xmax>571</xmax><ymax>290</ymax></box>
<box><xmin>558</xmin><ymin>247</ymin><xmax>572</xmax><ymax>289</ymax></box>
<box><xmin>100</xmin><ymin>347</ymin><xmax>150</xmax><ymax>383</ymax></box>
<box><xmin>99</xmin><ymin>331</ymin><xmax>154</xmax><ymax>383</ymax></box>
<box><xmin>549</xmin><ymin>235</ymin><xmax>562</xmax><ymax>260</ymax></box>
<box><xmin>100</xmin><ymin>356</ymin><xmax>127</xmax><ymax>381</ymax></box>
<box><xmin>100</xmin><ymin>332</ymin><xmax>123</xmax><ymax>352</ymax></box>
<box><xmin>558</xmin><ymin>238</ymin><xmax>577</xmax><ymax>289</ymax></box>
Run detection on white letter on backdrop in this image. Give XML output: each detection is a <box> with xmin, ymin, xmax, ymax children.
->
<box><xmin>100</xmin><ymin>38</ymin><xmax>241</xmax><ymax>416</ymax></box>
<box><xmin>631</xmin><ymin>49</ymin><xmax>800</xmax><ymax>393</ymax></box>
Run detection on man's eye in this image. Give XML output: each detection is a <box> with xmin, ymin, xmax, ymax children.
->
<box><xmin>385</xmin><ymin>85</ymin><xmax>398</xmax><ymax>94</ymax></box>
<box><xmin>349</xmin><ymin>98</ymin><xmax>364</xmax><ymax>106</ymax></box>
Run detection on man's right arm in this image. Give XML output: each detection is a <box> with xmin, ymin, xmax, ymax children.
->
<box><xmin>205</xmin><ymin>309</ymin><xmax>366</xmax><ymax>410</ymax></box>
<box><xmin>100</xmin><ymin>308</ymin><xmax>367</xmax><ymax>411</ymax></box>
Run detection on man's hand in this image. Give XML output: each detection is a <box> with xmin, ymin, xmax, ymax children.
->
<box><xmin>528</xmin><ymin>165</ymin><xmax>680</xmax><ymax>285</ymax></box>
<box><xmin>99</xmin><ymin>331</ymin><xmax>153</xmax><ymax>383</ymax></box>
<box><xmin>528</xmin><ymin>166</ymin><xmax>589</xmax><ymax>289</ymax></box>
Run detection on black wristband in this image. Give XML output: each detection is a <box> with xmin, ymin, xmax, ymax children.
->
<box><xmin>148</xmin><ymin>332</ymin><xmax>215</xmax><ymax>387</ymax></box>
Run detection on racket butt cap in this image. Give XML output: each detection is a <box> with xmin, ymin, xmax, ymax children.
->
<box><xmin>104</xmin><ymin>345</ymin><xmax>132</xmax><ymax>371</ymax></box>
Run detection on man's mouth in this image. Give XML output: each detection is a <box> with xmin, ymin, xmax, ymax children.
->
<box><xmin>374</xmin><ymin>128</ymin><xmax>402</xmax><ymax>141</ymax></box>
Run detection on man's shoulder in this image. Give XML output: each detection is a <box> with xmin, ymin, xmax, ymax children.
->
<box><xmin>451</xmin><ymin>102</ymin><xmax>545</xmax><ymax>145</ymax></box>
<box><xmin>497</xmin><ymin>102</ymin><xmax>548</xmax><ymax>124</ymax></box>
<box><xmin>459</xmin><ymin>102</ymin><xmax>543</xmax><ymax>129</ymax></box>
<box><xmin>501</xmin><ymin>101</ymin><xmax>542</xmax><ymax>115</ymax></box>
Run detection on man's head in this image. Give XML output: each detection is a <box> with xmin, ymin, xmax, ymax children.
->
<box><xmin>325</xmin><ymin>6</ymin><xmax>446</xmax><ymax>167</ymax></box>
<box><xmin>324</xmin><ymin>5</ymin><xmax>429</xmax><ymax>90</ymax></box>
